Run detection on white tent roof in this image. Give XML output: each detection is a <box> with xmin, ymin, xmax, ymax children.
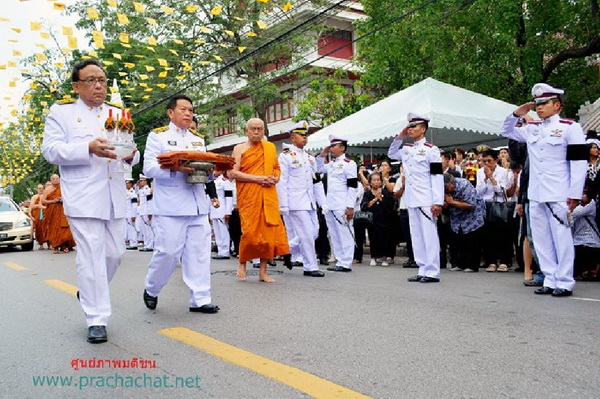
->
<box><xmin>306</xmin><ymin>77</ymin><xmax>522</xmax><ymax>152</ymax></box>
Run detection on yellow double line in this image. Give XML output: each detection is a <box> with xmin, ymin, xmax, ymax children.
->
<box><xmin>3</xmin><ymin>261</ymin><xmax>371</xmax><ymax>398</ymax></box>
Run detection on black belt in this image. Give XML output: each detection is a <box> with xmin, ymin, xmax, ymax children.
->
<box><xmin>130</xmin><ymin>198</ymin><xmax>138</xmax><ymax>203</ymax></box>
<box><xmin>146</xmin><ymin>194</ymin><xmax>153</xmax><ymax>201</ymax></box>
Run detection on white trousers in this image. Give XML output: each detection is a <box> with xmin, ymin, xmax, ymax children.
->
<box><xmin>68</xmin><ymin>216</ymin><xmax>125</xmax><ymax>327</ymax></box>
<box><xmin>288</xmin><ymin>210</ymin><xmax>320</xmax><ymax>271</ymax></box>
<box><xmin>145</xmin><ymin>215</ymin><xmax>212</xmax><ymax>307</ymax></box>
<box><xmin>282</xmin><ymin>214</ymin><xmax>303</xmax><ymax>262</ymax></box>
<box><xmin>212</xmin><ymin>218</ymin><xmax>231</xmax><ymax>257</ymax></box>
<box><xmin>408</xmin><ymin>207</ymin><xmax>440</xmax><ymax>278</ymax></box>
<box><xmin>125</xmin><ymin>217</ymin><xmax>138</xmax><ymax>246</ymax></box>
<box><xmin>529</xmin><ymin>200</ymin><xmax>575</xmax><ymax>290</ymax></box>
<box><xmin>139</xmin><ymin>215</ymin><xmax>154</xmax><ymax>249</ymax></box>
<box><xmin>325</xmin><ymin>210</ymin><xmax>354</xmax><ymax>269</ymax></box>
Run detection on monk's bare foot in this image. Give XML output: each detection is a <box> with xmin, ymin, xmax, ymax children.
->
<box><xmin>236</xmin><ymin>264</ymin><xmax>247</xmax><ymax>281</ymax></box>
<box><xmin>53</xmin><ymin>248</ymin><xmax>60</xmax><ymax>254</ymax></box>
<box><xmin>259</xmin><ymin>274</ymin><xmax>275</xmax><ymax>283</ymax></box>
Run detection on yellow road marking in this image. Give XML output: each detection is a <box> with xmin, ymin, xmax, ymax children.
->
<box><xmin>44</xmin><ymin>279</ymin><xmax>78</xmax><ymax>297</ymax></box>
<box><xmin>2</xmin><ymin>262</ymin><xmax>27</xmax><ymax>271</ymax></box>
<box><xmin>159</xmin><ymin>327</ymin><xmax>371</xmax><ymax>399</ymax></box>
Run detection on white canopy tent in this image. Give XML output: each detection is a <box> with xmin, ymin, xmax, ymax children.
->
<box><xmin>305</xmin><ymin>78</ymin><xmax>524</xmax><ymax>154</ymax></box>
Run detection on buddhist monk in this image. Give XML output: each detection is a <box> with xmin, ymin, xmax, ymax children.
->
<box><xmin>41</xmin><ymin>174</ymin><xmax>76</xmax><ymax>254</ymax></box>
<box><xmin>29</xmin><ymin>184</ymin><xmax>48</xmax><ymax>249</ymax></box>
<box><xmin>230</xmin><ymin>118</ymin><xmax>291</xmax><ymax>283</ymax></box>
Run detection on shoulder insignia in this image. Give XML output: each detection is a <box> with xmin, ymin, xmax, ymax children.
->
<box><xmin>282</xmin><ymin>148</ymin><xmax>290</xmax><ymax>154</ymax></box>
<box><xmin>189</xmin><ymin>128</ymin><xmax>204</xmax><ymax>138</ymax></box>
<box><xmin>343</xmin><ymin>158</ymin><xmax>350</xmax><ymax>163</ymax></box>
<box><xmin>104</xmin><ymin>100</ymin><xmax>122</xmax><ymax>108</ymax></box>
<box><xmin>56</xmin><ymin>98</ymin><xmax>75</xmax><ymax>105</ymax></box>
<box><xmin>404</xmin><ymin>143</ymin><xmax>414</xmax><ymax>147</ymax></box>
<box><xmin>152</xmin><ymin>126</ymin><xmax>169</xmax><ymax>133</ymax></box>
<box><xmin>424</xmin><ymin>142</ymin><xmax>434</xmax><ymax>148</ymax></box>
<box><xmin>559</xmin><ymin>118</ymin><xmax>574</xmax><ymax>125</ymax></box>
<box><xmin>528</xmin><ymin>121</ymin><xmax>542</xmax><ymax>125</ymax></box>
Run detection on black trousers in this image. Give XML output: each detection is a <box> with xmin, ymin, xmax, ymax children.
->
<box><xmin>453</xmin><ymin>226</ymin><xmax>482</xmax><ymax>270</ymax></box>
<box><xmin>315</xmin><ymin>207</ymin><xmax>330</xmax><ymax>261</ymax></box>
<box><xmin>399</xmin><ymin>209</ymin><xmax>414</xmax><ymax>260</ymax></box>
<box><xmin>574</xmin><ymin>245</ymin><xmax>600</xmax><ymax>276</ymax></box>
<box><xmin>228</xmin><ymin>209</ymin><xmax>241</xmax><ymax>255</ymax></box>
<box><xmin>354</xmin><ymin>223</ymin><xmax>366</xmax><ymax>262</ymax></box>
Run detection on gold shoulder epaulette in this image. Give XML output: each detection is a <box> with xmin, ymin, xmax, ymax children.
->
<box><xmin>189</xmin><ymin>129</ymin><xmax>204</xmax><ymax>138</ymax></box>
<box><xmin>152</xmin><ymin>125</ymin><xmax>169</xmax><ymax>133</ymax></box>
<box><xmin>104</xmin><ymin>100</ymin><xmax>122</xmax><ymax>108</ymax></box>
<box><xmin>56</xmin><ymin>98</ymin><xmax>76</xmax><ymax>105</ymax></box>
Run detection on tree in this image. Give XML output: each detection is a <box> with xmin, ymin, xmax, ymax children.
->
<box><xmin>356</xmin><ymin>0</ymin><xmax>600</xmax><ymax>116</ymax></box>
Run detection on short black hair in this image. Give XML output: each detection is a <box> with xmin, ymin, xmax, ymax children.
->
<box><xmin>481</xmin><ymin>149</ymin><xmax>498</xmax><ymax>160</ymax></box>
<box><xmin>368</xmin><ymin>172</ymin><xmax>382</xmax><ymax>184</ymax></box>
<box><xmin>71</xmin><ymin>59</ymin><xmax>107</xmax><ymax>82</ymax></box>
<box><xmin>167</xmin><ymin>94</ymin><xmax>194</xmax><ymax>111</ymax></box>
<box><xmin>441</xmin><ymin>152</ymin><xmax>452</xmax><ymax>161</ymax></box>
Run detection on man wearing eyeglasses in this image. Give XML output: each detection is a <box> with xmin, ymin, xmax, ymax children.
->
<box><xmin>388</xmin><ymin>112</ymin><xmax>444</xmax><ymax>283</ymax></box>
<box><xmin>501</xmin><ymin>83</ymin><xmax>587</xmax><ymax>297</ymax></box>
<box><xmin>42</xmin><ymin>59</ymin><xmax>139</xmax><ymax>343</ymax></box>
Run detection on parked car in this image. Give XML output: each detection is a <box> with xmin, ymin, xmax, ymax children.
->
<box><xmin>0</xmin><ymin>196</ymin><xmax>34</xmax><ymax>251</ymax></box>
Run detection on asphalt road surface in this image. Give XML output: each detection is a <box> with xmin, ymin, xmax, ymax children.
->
<box><xmin>1</xmin><ymin>245</ymin><xmax>599</xmax><ymax>399</ymax></box>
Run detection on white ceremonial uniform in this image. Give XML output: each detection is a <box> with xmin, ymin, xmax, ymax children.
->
<box><xmin>125</xmin><ymin>187</ymin><xmax>138</xmax><ymax>247</ymax></box>
<box><xmin>388</xmin><ymin>137</ymin><xmax>444</xmax><ymax>278</ymax></box>
<box><xmin>316</xmin><ymin>154</ymin><xmax>358</xmax><ymax>269</ymax></box>
<box><xmin>143</xmin><ymin>122</ymin><xmax>213</xmax><ymax>307</ymax></box>
<box><xmin>42</xmin><ymin>98</ymin><xmax>140</xmax><ymax>327</ymax></box>
<box><xmin>278</xmin><ymin>145</ymin><xmax>321</xmax><ymax>272</ymax></box>
<box><xmin>500</xmin><ymin>113</ymin><xmax>587</xmax><ymax>291</ymax></box>
<box><xmin>210</xmin><ymin>174</ymin><xmax>234</xmax><ymax>257</ymax></box>
<box><xmin>138</xmin><ymin>184</ymin><xmax>154</xmax><ymax>250</ymax></box>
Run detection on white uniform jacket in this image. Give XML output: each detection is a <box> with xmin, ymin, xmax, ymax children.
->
<box><xmin>500</xmin><ymin>114</ymin><xmax>587</xmax><ymax>202</ymax></box>
<box><xmin>316</xmin><ymin>154</ymin><xmax>358</xmax><ymax>211</ymax></box>
<box><xmin>138</xmin><ymin>185</ymin><xmax>152</xmax><ymax>216</ymax></box>
<box><xmin>388</xmin><ymin>137</ymin><xmax>444</xmax><ymax>207</ymax></box>
<box><xmin>277</xmin><ymin>145</ymin><xmax>319</xmax><ymax>211</ymax></box>
<box><xmin>143</xmin><ymin>122</ymin><xmax>210</xmax><ymax>216</ymax></box>
<box><xmin>126</xmin><ymin>187</ymin><xmax>138</xmax><ymax>218</ymax></box>
<box><xmin>42</xmin><ymin>98</ymin><xmax>140</xmax><ymax>220</ymax></box>
<box><xmin>210</xmin><ymin>175</ymin><xmax>234</xmax><ymax>219</ymax></box>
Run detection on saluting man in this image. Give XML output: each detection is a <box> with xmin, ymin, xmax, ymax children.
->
<box><xmin>501</xmin><ymin>83</ymin><xmax>587</xmax><ymax>297</ymax></box>
<box><xmin>278</xmin><ymin>121</ymin><xmax>325</xmax><ymax>277</ymax></box>
<box><xmin>125</xmin><ymin>179</ymin><xmax>139</xmax><ymax>250</ymax></box>
<box><xmin>142</xmin><ymin>94</ymin><xmax>220</xmax><ymax>314</ymax></box>
<box><xmin>316</xmin><ymin>134</ymin><xmax>358</xmax><ymax>272</ymax></box>
<box><xmin>388</xmin><ymin>113</ymin><xmax>444</xmax><ymax>283</ymax></box>
<box><xmin>42</xmin><ymin>59</ymin><xmax>139</xmax><ymax>343</ymax></box>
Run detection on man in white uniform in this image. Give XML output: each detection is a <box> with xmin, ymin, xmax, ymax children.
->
<box><xmin>316</xmin><ymin>135</ymin><xmax>358</xmax><ymax>272</ymax></box>
<box><xmin>500</xmin><ymin>83</ymin><xmax>587</xmax><ymax>296</ymax></box>
<box><xmin>278</xmin><ymin>121</ymin><xmax>325</xmax><ymax>277</ymax></box>
<box><xmin>388</xmin><ymin>112</ymin><xmax>444</xmax><ymax>283</ymax></box>
<box><xmin>125</xmin><ymin>179</ymin><xmax>138</xmax><ymax>250</ymax></box>
<box><xmin>42</xmin><ymin>59</ymin><xmax>139</xmax><ymax>343</ymax></box>
<box><xmin>142</xmin><ymin>94</ymin><xmax>220</xmax><ymax>313</ymax></box>
<box><xmin>137</xmin><ymin>175</ymin><xmax>154</xmax><ymax>252</ymax></box>
<box><xmin>210</xmin><ymin>171</ymin><xmax>234</xmax><ymax>259</ymax></box>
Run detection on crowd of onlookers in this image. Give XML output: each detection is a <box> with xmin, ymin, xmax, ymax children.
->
<box><xmin>353</xmin><ymin>131</ymin><xmax>600</xmax><ymax>284</ymax></box>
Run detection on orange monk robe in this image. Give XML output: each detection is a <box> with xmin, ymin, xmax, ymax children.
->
<box><xmin>237</xmin><ymin>141</ymin><xmax>290</xmax><ymax>262</ymax></box>
<box><xmin>30</xmin><ymin>196</ymin><xmax>47</xmax><ymax>245</ymax></box>
<box><xmin>45</xmin><ymin>186</ymin><xmax>76</xmax><ymax>249</ymax></box>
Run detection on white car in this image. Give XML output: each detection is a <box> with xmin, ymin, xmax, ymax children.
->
<box><xmin>0</xmin><ymin>196</ymin><xmax>34</xmax><ymax>251</ymax></box>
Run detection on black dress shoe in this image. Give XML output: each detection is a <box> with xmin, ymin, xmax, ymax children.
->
<box><xmin>189</xmin><ymin>304</ymin><xmax>220</xmax><ymax>313</ymax></box>
<box><xmin>534</xmin><ymin>286</ymin><xmax>554</xmax><ymax>295</ymax></box>
<box><xmin>76</xmin><ymin>290</ymin><xmax>80</xmax><ymax>301</ymax></box>
<box><xmin>126</xmin><ymin>246</ymin><xmax>138</xmax><ymax>250</ymax></box>
<box><xmin>87</xmin><ymin>325</ymin><xmax>107</xmax><ymax>344</ymax></box>
<box><xmin>420</xmin><ymin>276</ymin><xmax>440</xmax><ymax>283</ymax></box>
<box><xmin>403</xmin><ymin>261</ymin><xmax>419</xmax><ymax>269</ymax></box>
<box><xmin>327</xmin><ymin>266</ymin><xmax>352</xmax><ymax>272</ymax></box>
<box><xmin>552</xmin><ymin>288</ymin><xmax>573</xmax><ymax>297</ymax></box>
<box><xmin>408</xmin><ymin>275</ymin><xmax>423</xmax><ymax>282</ymax></box>
<box><xmin>212</xmin><ymin>255</ymin><xmax>231</xmax><ymax>259</ymax></box>
<box><xmin>319</xmin><ymin>258</ymin><xmax>329</xmax><ymax>265</ymax></box>
<box><xmin>291</xmin><ymin>261</ymin><xmax>304</xmax><ymax>267</ymax></box>
<box><xmin>303</xmin><ymin>270</ymin><xmax>325</xmax><ymax>277</ymax></box>
<box><xmin>268</xmin><ymin>259</ymin><xmax>277</xmax><ymax>267</ymax></box>
<box><xmin>283</xmin><ymin>254</ymin><xmax>293</xmax><ymax>270</ymax></box>
<box><xmin>143</xmin><ymin>289</ymin><xmax>158</xmax><ymax>309</ymax></box>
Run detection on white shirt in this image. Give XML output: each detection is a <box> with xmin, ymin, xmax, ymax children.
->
<box><xmin>476</xmin><ymin>165</ymin><xmax>508</xmax><ymax>202</ymax></box>
<box><xmin>316</xmin><ymin>153</ymin><xmax>358</xmax><ymax>211</ymax></box>
<box><xmin>277</xmin><ymin>144</ymin><xmax>318</xmax><ymax>211</ymax></box>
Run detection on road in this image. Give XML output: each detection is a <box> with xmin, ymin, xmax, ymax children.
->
<box><xmin>1</xmin><ymin>245</ymin><xmax>599</xmax><ymax>398</ymax></box>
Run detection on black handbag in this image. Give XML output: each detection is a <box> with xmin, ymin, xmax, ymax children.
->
<box><xmin>486</xmin><ymin>189</ymin><xmax>509</xmax><ymax>223</ymax></box>
<box><xmin>354</xmin><ymin>211</ymin><xmax>373</xmax><ymax>226</ymax></box>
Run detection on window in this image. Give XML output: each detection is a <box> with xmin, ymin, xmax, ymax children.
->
<box><xmin>266</xmin><ymin>98</ymin><xmax>293</xmax><ymax>123</ymax></box>
<box><xmin>317</xmin><ymin>30</ymin><xmax>353</xmax><ymax>60</ymax></box>
<box><xmin>215</xmin><ymin>114</ymin><xmax>237</xmax><ymax>137</ymax></box>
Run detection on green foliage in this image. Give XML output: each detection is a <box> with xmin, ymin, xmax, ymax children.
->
<box><xmin>356</xmin><ymin>0</ymin><xmax>600</xmax><ymax>117</ymax></box>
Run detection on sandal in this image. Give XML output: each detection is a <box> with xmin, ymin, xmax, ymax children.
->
<box><xmin>486</xmin><ymin>264</ymin><xmax>497</xmax><ymax>272</ymax></box>
<box><xmin>497</xmin><ymin>264</ymin><xmax>509</xmax><ymax>272</ymax></box>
